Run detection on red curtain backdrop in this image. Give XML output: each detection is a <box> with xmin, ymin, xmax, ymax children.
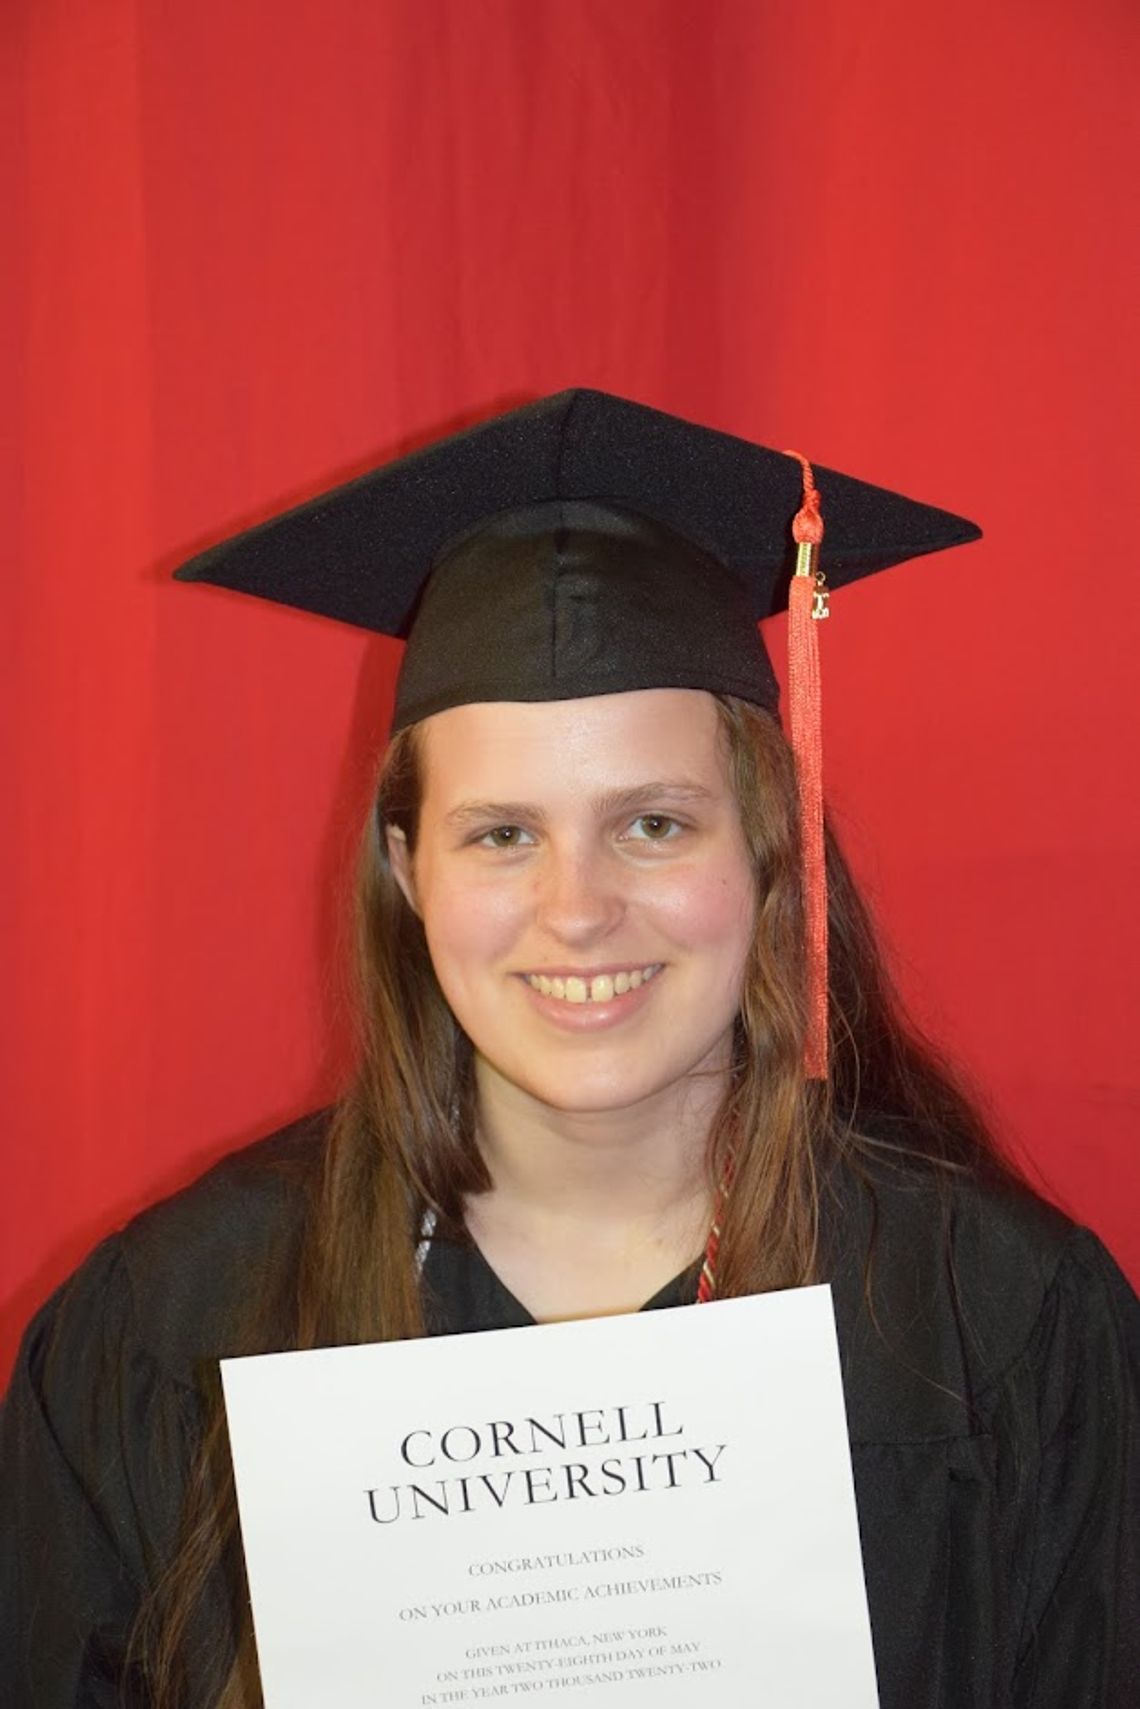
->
<box><xmin>3</xmin><ymin>0</ymin><xmax>1138</xmax><ymax>1381</ymax></box>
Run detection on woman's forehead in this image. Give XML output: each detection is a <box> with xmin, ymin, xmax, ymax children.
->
<box><xmin>417</xmin><ymin>690</ymin><xmax>729</xmax><ymax>800</ymax></box>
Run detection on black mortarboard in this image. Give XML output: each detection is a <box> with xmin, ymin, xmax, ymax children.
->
<box><xmin>173</xmin><ymin>388</ymin><xmax>980</xmax><ymax>730</ymax></box>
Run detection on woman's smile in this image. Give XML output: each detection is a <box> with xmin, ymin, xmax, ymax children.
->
<box><xmin>516</xmin><ymin>962</ymin><xmax>664</xmax><ymax>1028</ymax></box>
<box><xmin>521</xmin><ymin>961</ymin><xmax>662</xmax><ymax>1000</ymax></box>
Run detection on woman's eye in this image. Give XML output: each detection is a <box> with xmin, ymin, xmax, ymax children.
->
<box><xmin>478</xmin><ymin>825</ymin><xmax>532</xmax><ymax>849</ymax></box>
<box><xmin>627</xmin><ymin>814</ymin><xmax>682</xmax><ymax>842</ymax></box>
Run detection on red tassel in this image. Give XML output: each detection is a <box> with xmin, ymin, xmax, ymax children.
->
<box><xmin>785</xmin><ymin>453</ymin><xmax>829</xmax><ymax>1080</ymax></box>
<box><xmin>696</xmin><ymin>1153</ymin><xmax>735</xmax><ymax>1303</ymax></box>
<box><xmin>696</xmin><ymin>453</ymin><xmax>831</xmax><ymax>1305</ymax></box>
<box><xmin>696</xmin><ymin>1218</ymin><xmax>720</xmax><ymax>1304</ymax></box>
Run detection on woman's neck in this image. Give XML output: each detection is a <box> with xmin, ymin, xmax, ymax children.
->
<box><xmin>462</xmin><ymin>1055</ymin><xmax>727</xmax><ymax>1320</ymax></box>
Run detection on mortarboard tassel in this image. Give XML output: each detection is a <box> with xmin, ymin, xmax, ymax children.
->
<box><xmin>697</xmin><ymin>455</ymin><xmax>831</xmax><ymax>1305</ymax></box>
<box><xmin>785</xmin><ymin>452</ymin><xmax>830</xmax><ymax>1080</ymax></box>
<box><xmin>695</xmin><ymin>1217</ymin><xmax>721</xmax><ymax>1305</ymax></box>
<box><xmin>696</xmin><ymin>1156</ymin><xmax>734</xmax><ymax>1304</ymax></box>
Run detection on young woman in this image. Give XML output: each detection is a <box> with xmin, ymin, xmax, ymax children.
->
<box><xmin>2</xmin><ymin>390</ymin><xmax>1137</xmax><ymax>1707</ymax></box>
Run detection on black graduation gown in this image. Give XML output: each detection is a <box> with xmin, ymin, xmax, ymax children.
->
<box><xmin>2</xmin><ymin>1110</ymin><xmax>1137</xmax><ymax>1707</ymax></box>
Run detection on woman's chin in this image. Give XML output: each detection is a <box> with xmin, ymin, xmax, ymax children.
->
<box><xmin>477</xmin><ymin>1050</ymin><xmax>708</xmax><ymax>1121</ymax></box>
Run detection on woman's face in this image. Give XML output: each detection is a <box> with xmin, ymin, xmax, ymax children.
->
<box><xmin>388</xmin><ymin>689</ymin><xmax>756</xmax><ymax>1118</ymax></box>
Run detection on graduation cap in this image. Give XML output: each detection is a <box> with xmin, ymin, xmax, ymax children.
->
<box><xmin>174</xmin><ymin>387</ymin><xmax>981</xmax><ymax>1081</ymax></box>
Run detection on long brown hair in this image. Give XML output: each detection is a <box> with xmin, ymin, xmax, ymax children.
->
<box><xmin>135</xmin><ymin>695</ymin><xmax>1014</xmax><ymax>1705</ymax></box>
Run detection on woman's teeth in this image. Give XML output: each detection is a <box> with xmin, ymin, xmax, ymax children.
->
<box><xmin>525</xmin><ymin>966</ymin><xmax>662</xmax><ymax>1004</ymax></box>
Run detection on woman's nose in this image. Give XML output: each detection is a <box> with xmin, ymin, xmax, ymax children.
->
<box><xmin>533</xmin><ymin>847</ymin><xmax>624</xmax><ymax>945</ymax></box>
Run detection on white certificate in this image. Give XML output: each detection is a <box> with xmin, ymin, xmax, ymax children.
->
<box><xmin>221</xmin><ymin>1285</ymin><xmax>879</xmax><ymax>1707</ymax></box>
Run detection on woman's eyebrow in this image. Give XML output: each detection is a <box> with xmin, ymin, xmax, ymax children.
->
<box><xmin>443</xmin><ymin>781</ymin><xmax>717</xmax><ymax>828</ymax></box>
<box><xmin>444</xmin><ymin>800</ymin><xmax>545</xmax><ymax>829</ymax></box>
<box><xmin>592</xmin><ymin>781</ymin><xmax>717</xmax><ymax>815</ymax></box>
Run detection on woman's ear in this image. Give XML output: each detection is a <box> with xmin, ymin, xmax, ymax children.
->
<box><xmin>385</xmin><ymin>824</ymin><xmax>420</xmax><ymax>916</ymax></box>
